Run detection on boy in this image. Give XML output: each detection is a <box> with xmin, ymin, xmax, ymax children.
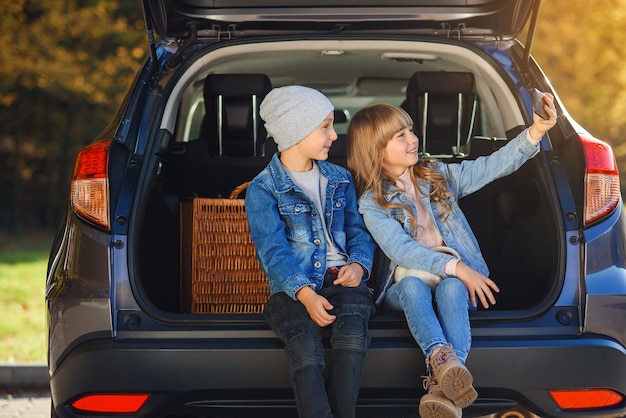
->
<box><xmin>245</xmin><ymin>85</ymin><xmax>376</xmax><ymax>418</ymax></box>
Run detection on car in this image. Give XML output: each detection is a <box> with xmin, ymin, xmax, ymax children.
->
<box><xmin>46</xmin><ymin>0</ymin><xmax>626</xmax><ymax>417</ymax></box>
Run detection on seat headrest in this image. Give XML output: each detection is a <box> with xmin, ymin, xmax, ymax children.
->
<box><xmin>403</xmin><ymin>71</ymin><xmax>478</xmax><ymax>156</ymax></box>
<box><xmin>406</xmin><ymin>71</ymin><xmax>475</xmax><ymax>95</ymax></box>
<box><xmin>204</xmin><ymin>74</ymin><xmax>272</xmax><ymax>99</ymax></box>
<box><xmin>202</xmin><ymin>74</ymin><xmax>272</xmax><ymax>157</ymax></box>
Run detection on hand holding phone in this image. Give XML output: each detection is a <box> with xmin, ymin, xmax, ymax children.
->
<box><xmin>532</xmin><ymin>88</ymin><xmax>549</xmax><ymax>119</ymax></box>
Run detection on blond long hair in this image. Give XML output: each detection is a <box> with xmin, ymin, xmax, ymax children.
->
<box><xmin>347</xmin><ymin>104</ymin><xmax>455</xmax><ymax>226</ymax></box>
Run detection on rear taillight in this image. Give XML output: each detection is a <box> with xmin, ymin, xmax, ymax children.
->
<box><xmin>71</xmin><ymin>140</ymin><xmax>111</xmax><ymax>229</ymax></box>
<box><xmin>581</xmin><ymin>133</ymin><xmax>621</xmax><ymax>225</ymax></box>
<box><xmin>549</xmin><ymin>389</ymin><xmax>624</xmax><ymax>410</ymax></box>
<box><xmin>71</xmin><ymin>393</ymin><xmax>150</xmax><ymax>413</ymax></box>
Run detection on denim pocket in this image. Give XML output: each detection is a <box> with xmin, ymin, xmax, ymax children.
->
<box><xmin>278</xmin><ymin>202</ymin><xmax>313</xmax><ymax>241</ymax></box>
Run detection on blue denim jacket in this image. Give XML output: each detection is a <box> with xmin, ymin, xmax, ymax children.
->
<box><xmin>246</xmin><ymin>153</ymin><xmax>375</xmax><ymax>300</ymax></box>
<box><xmin>358</xmin><ymin>130</ymin><xmax>539</xmax><ymax>306</ymax></box>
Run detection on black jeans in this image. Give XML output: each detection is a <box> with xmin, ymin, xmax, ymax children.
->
<box><xmin>263</xmin><ymin>276</ymin><xmax>375</xmax><ymax>418</ymax></box>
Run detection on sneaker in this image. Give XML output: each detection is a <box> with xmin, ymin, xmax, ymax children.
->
<box><xmin>429</xmin><ymin>344</ymin><xmax>478</xmax><ymax>408</ymax></box>
<box><xmin>419</xmin><ymin>375</ymin><xmax>462</xmax><ymax>418</ymax></box>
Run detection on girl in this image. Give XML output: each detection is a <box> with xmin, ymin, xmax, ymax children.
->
<box><xmin>346</xmin><ymin>99</ymin><xmax>556</xmax><ymax>418</ymax></box>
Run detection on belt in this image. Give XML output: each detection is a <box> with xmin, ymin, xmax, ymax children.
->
<box><xmin>326</xmin><ymin>266</ymin><xmax>341</xmax><ymax>274</ymax></box>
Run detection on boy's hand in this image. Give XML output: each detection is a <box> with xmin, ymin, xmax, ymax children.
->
<box><xmin>455</xmin><ymin>261</ymin><xmax>500</xmax><ymax>309</ymax></box>
<box><xmin>333</xmin><ymin>263</ymin><xmax>365</xmax><ymax>287</ymax></box>
<box><xmin>296</xmin><ymin>286</ymin><xmax>336</xmax><ymax>327</ymax></box>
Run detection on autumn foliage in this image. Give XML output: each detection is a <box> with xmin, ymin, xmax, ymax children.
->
<box><xmin>0</xmin><ymin>0</ymin><xmax>625</xmax><ymax>232</ymax></box>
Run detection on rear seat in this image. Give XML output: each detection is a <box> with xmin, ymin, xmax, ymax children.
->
<box><xmin>402</xmin><ymin>71</ymin><xmax>479</xmax><ymax>158</ymax></box>
<box><xmin>165</xmin><ymin>74</ymin><xmax>273</xmax><ymax>198</ymax></box>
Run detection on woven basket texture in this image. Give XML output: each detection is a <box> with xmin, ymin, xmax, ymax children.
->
<box><xmin>188</xmin><ymin>183</ymin><xmax>269</xmax><ymax>314</ymax></box>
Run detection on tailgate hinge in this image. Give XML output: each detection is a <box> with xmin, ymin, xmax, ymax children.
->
<box><xmin>212</xmin><ymin>24</ymin><xmax>237</xmax><ymax>42</ymax></box>
<box><xmin>442</xmin><ymin>23</ymin><xmax>467</xmax><ymax>40</ymax></box>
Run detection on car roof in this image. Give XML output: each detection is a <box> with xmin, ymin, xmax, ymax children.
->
<box><xmin>143</xmin><ymin>0</ymin><xmax>540</xmax><ymax>41</ymax></box>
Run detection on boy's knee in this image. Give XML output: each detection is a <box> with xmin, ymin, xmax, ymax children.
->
<box><xmin>331</xmin><ymin>310</ymin><xmax>371</xmax><ymax>352</ymax></box>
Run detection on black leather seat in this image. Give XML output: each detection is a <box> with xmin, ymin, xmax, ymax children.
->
<box><xmin>403</xmin><ymin>71</ymin><xmax>478</xmax><ymax>157</ymax></box>
<box><xmin>202</xmin><ymin>74</ymin><xmax>272</xmax><ymax>157</ymax></box>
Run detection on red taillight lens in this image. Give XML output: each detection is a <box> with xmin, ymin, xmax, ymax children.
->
<box><xmin>549</xmin><ymin>389</ymin><xmax>624</xmax><ymax>410</ymax></box>
<box><xmin>581</xmin><ymin>134</ymin><xmax>621</xmax><ymax>225</ymax></box>
<box><xmin>72</xmin><ymin>393</ymin><xmax>150</xmax><ymax>413</ymax></box>
<box><xmin>71</xmin><ymin>140</ymin><xmax>111</xmax><ymax>229</ymax></box>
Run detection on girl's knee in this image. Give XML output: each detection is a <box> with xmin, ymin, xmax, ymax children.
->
<box><xmin>394</xmin><ymin>276</ymin><xmax>432</xmax><ymax>299</ymax></box>
<box><xmin>436</xmin><ymin>278</ymin><xmax>469</xmax><ymax>301</ymax></box>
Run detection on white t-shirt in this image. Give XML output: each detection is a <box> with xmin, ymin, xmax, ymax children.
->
<box><xmin>286</xmin><ymin>163</ymin><xmax>346</xmax><ymax>269</ymax></box>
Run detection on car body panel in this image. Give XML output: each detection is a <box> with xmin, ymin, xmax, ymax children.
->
<box><xmin>46</xmin><ymin>213</ymin><xmax>113</xmax><ymax>374</ymax></box>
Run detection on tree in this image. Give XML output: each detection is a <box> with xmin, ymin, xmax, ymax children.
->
<box><xmin>532</xmin><ymin>0</ymin><xmax>626</xmax><ymax>191</ymax></box>
<box><xmin>1</xmin><ymin>1</ymin><xmax>625</xmax><ymax>233</ymax></box>
<box><xmin>0</xmin><ymin>0</ymin><xmax>145</xmax><ymax>232</ymax></box>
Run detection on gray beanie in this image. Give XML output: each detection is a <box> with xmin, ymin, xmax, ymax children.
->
<box><xmin>260</xmin><ymin>85</ymin><xmax>334</xmax><ymax>151</ymax></box>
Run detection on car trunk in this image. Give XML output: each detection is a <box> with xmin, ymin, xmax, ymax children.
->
<box><xmin>130</xmin><ymin>37</ymin><xmax>563</xmax><ymax>319</ymax></box>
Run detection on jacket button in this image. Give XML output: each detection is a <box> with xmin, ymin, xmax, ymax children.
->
<box><xmin>313</xmin><ymin>239</ymin><xmax>321</xmax><ymax>245</ymax></box>
<box><xmin>295</xmin><ymin>207</ymin><xmax>301</xmax><ymax>213</ymax></box>
<box><xmin>314</xmin><ymin>262</ymin><xmax>322</xmax><ymax>268</ymax></box>
<box><xmin>311</xmin><ymin>212</ymin><xmax>316</xmax><ymax>217</ymax></box>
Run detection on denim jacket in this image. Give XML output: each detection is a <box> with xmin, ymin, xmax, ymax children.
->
<box><xmin>246</xmin><ymin>153</ymin><xmax>375</xmax><ymax>300</ymax></box>
<box><xmin>358</xmin><ymin>129</ymin><xmax>540</xmax><ymax>306</ymax></box>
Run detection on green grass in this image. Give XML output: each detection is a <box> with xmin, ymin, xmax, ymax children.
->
<box><xmin>0</xmin><ymin>230</ymin><xmax>54</xmax><ymax>363</ymax></box>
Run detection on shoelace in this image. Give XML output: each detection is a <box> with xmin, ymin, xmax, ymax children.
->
<box><xmin>430</xmin><ymin>343</ymin><xmax>456</xmax><ymax>370</ymax></box>
<box><xmin>422</xmin><ymin>375</ymin><xmax>439</xmax><ymax>393</ymax></box>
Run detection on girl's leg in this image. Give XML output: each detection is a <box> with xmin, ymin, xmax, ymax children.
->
<box><xmin>434</xmin><ymin>278</ymin><xmax>472</xmax><ymax>363</ymax></box>
<box><xmin>387</xmin><ymin>277</ymin><xmax>476</xmax><ymax>410</ymax></box>
<box><xmin>385</xmin><ymin>276</ymin><xmax>447</xmax><ymax>358</ymax></box>
<box><xmin>431</xmin><ymin>278</ymin><xmax>477</xmax><ymax>408</ymax></box>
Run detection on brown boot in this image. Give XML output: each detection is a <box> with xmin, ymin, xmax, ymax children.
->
<box><xmin>429</xmin><ymin>344</ymin><xmax>477</xmax><ymax>408</ymax></box>
<box><xmin>419</xmin><ymin>375</ymin><xmax>462</xmax><ymax>418</ymax></box>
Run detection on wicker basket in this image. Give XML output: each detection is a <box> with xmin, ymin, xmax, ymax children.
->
<box><xmin>180</xmin><ymin>182</ymin><xmax>269</xmax><ymax>314</ymax></box>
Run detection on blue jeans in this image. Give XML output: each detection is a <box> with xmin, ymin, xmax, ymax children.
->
<box><xmin>264</xmin><ymin>276</ymin><xmax>375</xmax><ymax>418</ymax></box>
<box><xmin>384</xmin><ymin>276</ymin><xmax>472</xmax><ymax>363</ymax></box>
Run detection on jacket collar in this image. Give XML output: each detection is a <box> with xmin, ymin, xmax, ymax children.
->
<box><xmin>267</xmin><ymin>153</ymin><xmax>347</xmax><ymax>193</ymax></box>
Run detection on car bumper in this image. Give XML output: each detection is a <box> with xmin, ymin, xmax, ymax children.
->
<box><xmin>50</xmin><ymin>333</ymin><xmax>626</xmax><ymax>418</ymax></box>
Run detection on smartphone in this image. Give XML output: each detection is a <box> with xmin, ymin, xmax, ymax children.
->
<box><xmin>532</xmin><ymin>88</ymin><xmax>549</xmax><ymax>119</ymax></box>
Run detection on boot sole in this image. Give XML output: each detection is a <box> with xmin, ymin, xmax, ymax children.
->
<box><xmin>439</xmin><ymin>365</ymin><xmax>478</xmax><ymax>408</ymax></box>
<box><xmin>419</xmin><ymin>399</ymin><xmax>462</xmax><ymax>418</ymax></box>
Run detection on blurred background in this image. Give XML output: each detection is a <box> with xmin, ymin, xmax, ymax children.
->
<box><xmin>1</xmin><ymin>0</ymin><xmax>625</xmax><ymax>238</ymax></box>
